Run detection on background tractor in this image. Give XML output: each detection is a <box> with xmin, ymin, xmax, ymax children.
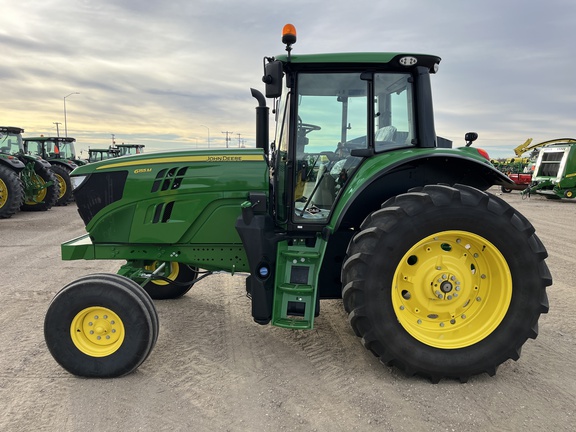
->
<box><xmin>24</xmin><ymin>136</ymin><xmax>79</xmax><ymax>206</ymax></box>
<box><xmin>0</xmin><ymin>126</ymin><xmax>60</xmax><ymax>215</ymax></box>
<box><xmin>113</xmin><ymin>143</ymin><xmax>145</xmax><ymax>156</ymax></box>
<box><xmin>44</xmin><ymin>25</ymin><xmax>551</xmax><ymax>383</ymax></box>
<box><xmin>0</xmin><ymin>126</ymin><xmax>26</xmax><ymax>218</ymax></box>
<box><xmin>87</xmin><ymin>147</ymin><xmax>120</xmax><ymax>162</ymax></box>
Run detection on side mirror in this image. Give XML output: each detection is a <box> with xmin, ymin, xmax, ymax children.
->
<box><xmin>465</xmin><ymin>132</ymin><xmax>478</xmax><ymax>147</ymax></box>
<box><xmin>262</xmin><ymin>60</ymin><xmax>283</xmax><ymax>98</ymax></box>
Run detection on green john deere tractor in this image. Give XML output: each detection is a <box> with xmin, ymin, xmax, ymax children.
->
<box><xmin>0</xmin><ymin>127</ymin><xmax>26</xmax><ymax>218</ymax></box>
<box><xmin>44</xmin><ymin>25</ymin><xmax>551</xmax><ymax>382</ymax></box>
<box><xmin>0</xmin><ymin>126</ymin><xmax>60</xmax><ymax>216</ymax></box>
<box><xmin>23</xmin><ymin>136</ymin><xmax>79</xmax><ymax>206</ymax></box>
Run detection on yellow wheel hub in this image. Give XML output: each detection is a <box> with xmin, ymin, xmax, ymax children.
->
<box><xmin>70</xmin><ymin>307</ymin><xmax>125</xmax><ymax>357</ymax></box>
<box><xmin>392</xmin><ymin>230</ymin><xmax>512</xmax><ymax>349</ymax></box>
<box><xmin>144</xmin><ymin>261</ymin><xmax>179</xmax><ymax>286</ymax></box>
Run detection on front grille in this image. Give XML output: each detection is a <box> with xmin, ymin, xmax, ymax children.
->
<box><xmin>74</xmin><ymin>171</ymin><xmax>128</xmax><ymax>225</ymax></box>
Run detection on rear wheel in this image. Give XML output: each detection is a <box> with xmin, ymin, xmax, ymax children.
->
<box><xmin>342</xmin><ymin>184</ymin><xmax>551</xmax><ymax>382</ymax></box>
<box><xmin>51</xmin><ymin>164</ymin><xmax>73</xmax><ymax>206</ymax></box>
<box><xmin>21</xmin><ymin>164</ymin><xmax>59</xmax><ymax>211</ymax></box>
<box><xmin>44</xmin><ymin>275</ymin><xmax>158</xmax><ymax>377</ymax></box>
<box><xmin>142</xmin><ymin>261</ymin><xmax>198</xmax><ymax>300</ymax></box>
<box><xmin>0</xmin><ymin>165</ymin><xmax>24</xmax><ymax>219</ymax></box>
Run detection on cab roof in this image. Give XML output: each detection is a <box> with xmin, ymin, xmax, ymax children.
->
<box><xmin>275</xmin><ymin>52</ymin><xmax>441</xmax><ymax>72</ymax></box>
<box><xmin>24</xmin><ymin>136</ymin><xmax>76</xmax><ymax>143</ymax></box>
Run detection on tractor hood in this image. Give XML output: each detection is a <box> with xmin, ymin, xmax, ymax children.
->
<box><xmin>71</xmin><ymin>148</ymin><xmax>268</xmax><ymax>245</ymax></box>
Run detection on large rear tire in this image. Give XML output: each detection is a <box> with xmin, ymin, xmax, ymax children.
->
<box><xmin>44</xmin><ymin>275</ymin><xmax>158</xmax><ymax>377</ymax></box>
<box><xmin>0</xmin><ymin>165</ymin><xmax>24</xmax><ymax>219</ymax></box>
<box><xmin>342</xmin><ymin>184</ymin><xmax>551</xmax><ymax>382</ymax></box>
<box><xmin>51</xmin><ymin>164</ymin><xmax>73</xmax><ymax>206</ymax></box>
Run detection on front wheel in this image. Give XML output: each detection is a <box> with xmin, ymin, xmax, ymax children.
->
<box><xmin>44</xmin><ymin>274</ymin><xmax>158</xmax><ymax>377</ymax></box>
<box><xmin>342</xmin><ymin>184</ymin><xmax>551</xmax><ymax>382</ymax></box>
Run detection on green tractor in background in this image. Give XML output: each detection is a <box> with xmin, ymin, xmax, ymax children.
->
<box><xmin>44</xmin><ymin>25</ymin><xmax>551</xmax><ymax>382</ymax></box>
<box><xmin>87</xmin><ymin>147</ymin><xmax>120</xmax><ymax>163</ymax></box>
<box><xmin>113</xmin><ymin>143</ymin><xmax>145</xmax><ymax>156</ymax></box>
<box><xmin>0</xmin><ymin>126</ymin><xmax>60</xmax><ymax>217</ymax></box>
<box><xmin>0</xmin><ymin>126</ymin><xmax>26</xmax><ymax>218</ymax></box>
<box><xmin>23</xmin><ymin>136</ymin><xmax>79</xmax><ymax>206</ymax></box>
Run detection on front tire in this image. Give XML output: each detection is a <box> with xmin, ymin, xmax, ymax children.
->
<box><xmin>342</xmin><ymin>184</ymin><xmax>551</xmax><ymax>382</ymax></box>
<box><xmin>44</xmin><ymin>275</ymin><xmax>158</xmax><ymax>377</ymax></box>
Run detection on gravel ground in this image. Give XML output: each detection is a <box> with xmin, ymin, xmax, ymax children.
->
<box><xmin>0</xmin><ymin>187</ymin><xmax>574</xmax><ymax>432</ymax></box>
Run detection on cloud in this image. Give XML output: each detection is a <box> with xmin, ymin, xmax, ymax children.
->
<box><xmin>1</xmin><ymin>0</ymin><xmax>575</xmax><ymax>158</ymax></box>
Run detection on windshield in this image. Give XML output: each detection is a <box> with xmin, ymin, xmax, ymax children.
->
<box><xmin>58</xmin><ymin>141</ymin><xmax>76</xmax><ymax>159</ymax></box>
<box><xmin>0</xmin><ymin>133</ymin><xmax>23</xmax><ymax>155</ymax></box>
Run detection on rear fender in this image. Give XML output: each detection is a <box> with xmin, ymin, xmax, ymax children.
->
<box><xmin>330</xmin><ymin>152</ymin><xmax>512</xmax><ymax>231</ymax></box>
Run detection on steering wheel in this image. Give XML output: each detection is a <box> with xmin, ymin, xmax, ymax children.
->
<box><xmin>297</xmin><ymin>117</ymin><xmax>321</xmax><ymax>137</ymax></box>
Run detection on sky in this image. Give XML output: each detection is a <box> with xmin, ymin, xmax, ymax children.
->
<box><xmin>2</xmin><ymin>0</ymin><xmax>575</xmax><ymax>159</ymax></box>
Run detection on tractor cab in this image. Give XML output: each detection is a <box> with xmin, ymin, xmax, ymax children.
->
<box><xmin>0</xmin><ymin>126</ymin><xmax>25</xmax><ymax>155</ymax></box>
<box><xmin>88</xmin><ymin>147</ymin><xmax>121</xmax><ymax>162</ymax></box>
<box><xmin>113</xmin><ymin>143</ymin><xmax>145</xmax><ymax>156</ymax></box>
<box><xmin>255</xmin><ymin>25</ymin><xmax>495</xmax><ymax>234</ymax></box>
<box><xmin>23</xmin><ymin>137</ymin><xmax>79</xmax><ymax>166</ymax></box>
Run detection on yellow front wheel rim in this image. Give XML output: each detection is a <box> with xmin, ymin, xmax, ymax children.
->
<box><xmin>392</xmin><ymin>230</ymin><xmax>512</xmax><ymax>349</ymax></box>
<box><xmin>70</xmin><ymin>307</ymin><xmax>125</xmax><ymax>357</ymax></box>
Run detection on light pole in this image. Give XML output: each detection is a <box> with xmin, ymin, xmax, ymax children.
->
<box><xmin>63</xmin><ymin>92</ymin><xmax>80</xmax><ymax>137</ymax></box>
<box><xmin>200</xmin><ymin>124</ymin><xmax>210</xmax><ymax>148</ymax></box>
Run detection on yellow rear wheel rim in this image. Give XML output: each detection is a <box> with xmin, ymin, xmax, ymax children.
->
<box><xmin>70</xmin><ymin>307</ymin><xmax>125</xmax><ymax>357</ymax></box>
<box><xmin>55</xmin><ymin>174</ymin><xmax>66</xmax><ymax>200</ymax></box>
<box><xmin>0</xmin><ymin>178</ymin><xmax>7</xmax><ymax>207</ymax></box>
<box><xmin>392</xmin><ymin>230</ymin><xmax>512</xmax><ymax>349</ymax></box>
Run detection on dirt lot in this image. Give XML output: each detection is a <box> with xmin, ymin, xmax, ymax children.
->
<box><xmin>0</xmin><ymin>188</ymin><xmax>574</xmax><ymax>432</ymax></box>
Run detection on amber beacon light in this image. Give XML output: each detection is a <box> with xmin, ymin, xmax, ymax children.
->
<box><xmin>282</xmin><ymin>24</ymin><xmax>297</xmax><ymax>45</ymax></box>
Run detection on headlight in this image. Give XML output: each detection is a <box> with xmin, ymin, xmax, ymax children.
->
<box><xmin>70</xmin><ymin>175</ymin><xmax>88</xmax><ymax>189</ymax></box>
